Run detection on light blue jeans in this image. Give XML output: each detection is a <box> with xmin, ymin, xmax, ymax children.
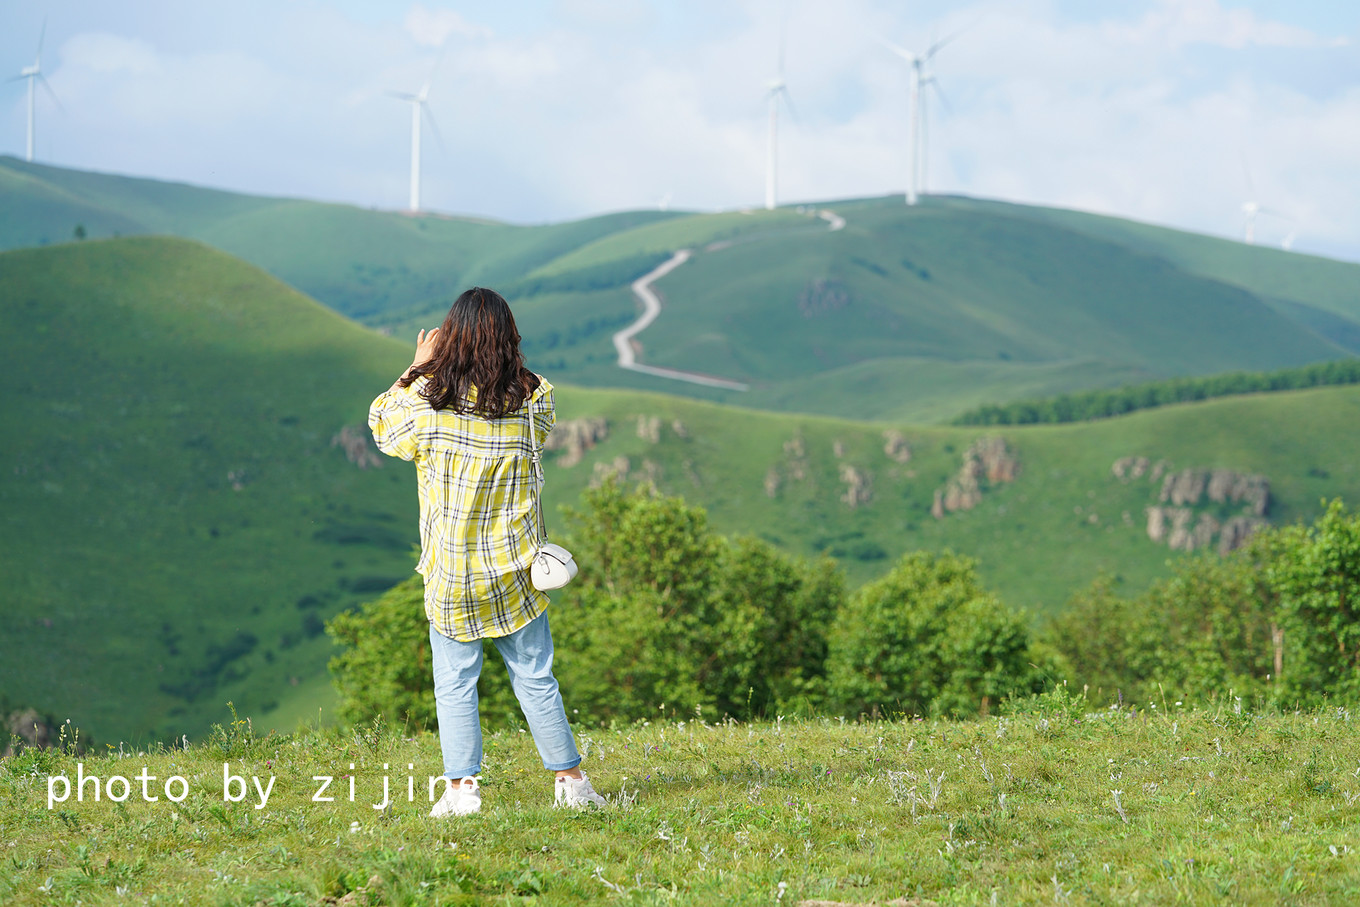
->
<box><xmin>428</xmin><ymin>611</ymin><xmax>582</xmax><ymax>779</ymax></box>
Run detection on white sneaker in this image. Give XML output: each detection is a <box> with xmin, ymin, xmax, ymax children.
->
<box><xmin>554</xmin><ymin>772</ymin><xmax>608</xmax><ymax>809</ymax></box>
<box><xmin>429</xmin><ymin>777</ymin><xmax>481</xmax><ymax>817</ymax></box>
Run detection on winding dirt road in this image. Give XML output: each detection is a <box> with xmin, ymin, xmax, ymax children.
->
<box><xmin>611</xmin><ymin>208</ymin><xmax>846</xmax><ymax>391</ymax></box>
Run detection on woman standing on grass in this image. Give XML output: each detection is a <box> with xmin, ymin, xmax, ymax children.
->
<box><xmin>368</xmin><ymin>287</ymin><xmax>606</xmax><ymax>817</ymax></box>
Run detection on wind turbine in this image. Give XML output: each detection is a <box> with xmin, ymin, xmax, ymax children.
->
<box><xmin>763</xmin><ymin>26</ymin><xmax>795</xmax><ymax>211</ymax></box>
<box><xmin>881</xmin><ymin>31</ymin><xmax>958</xmax><ymax>206</ymax></box>
<box><xmin>388</xmin><ymin>52</ymin><xmax>444</xmax><ymax>213</ymax></box>
<box><xmin>1239</xmin><ymin>162</ymin><xmax>1289</xmax><ymax>246</ymax></box>
<box><xmin>9</xmin><ymin>19</ymin><xmax>60</xmax><ymax>162</ymax></box>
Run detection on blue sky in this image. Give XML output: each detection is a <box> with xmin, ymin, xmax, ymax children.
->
<box><xmin>3</xmin><ymin>0</ymin><xmax>1357</xmax><ymax>260</ymax></box>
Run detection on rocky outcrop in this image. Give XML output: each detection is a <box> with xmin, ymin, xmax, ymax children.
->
<box><xmin>839</xmin><ymin>464</ymin><xmax>872</xmax><ymax>508</ymax></box>
<box><xmin>764</xmin><ymin>466</ymin><xmax>781</xmax><ymax>499</ymax></box>
<box><xmin>1206</xmin><ymin>470</ymin><xmax>1270</xmax><ymax>517</ymax></box>
<box><xmin>589</xmin><ymin>455</ymin><xmax>631</xmax><ymax>487</ymax></box>
<box><xmin>636</xmin><ymin>415</ymin><xmax>661</xmax><ymax>443</ymax></box>
<box><xmin>546</xmin><ymin>418</ymin><xmax>608</xmax><ymax>467</ymax></box>
<box><xmin>671</xmin><ymin>419</ymin><xmax>689</xmax><ymax>439</ymax></box>
<box><xmin>883</xmin><ymin>431</ymin><xmax>912</xmax><ymax>464</ymax></box>
<box><xmin>1154</xmin><ymin>467</ymin><xmax>1270</xmax><ymax>516</ymax></box>
<box><xmin>973</xmin><ymin>437</ymin><xmax>1020</xmax><ymax>483</ymax></box>
<box><xmin>1218</xmin><ymin>515</ymin><xmax>1268</xmax><ymax>555</ymax></box>
<box><xmin>1159</xmin><ymin>468</ymin><xmax>1208</xmax><ymax>507</ymax></box>
<box><xmin>1115</xmin><ymin>456</ymin><xmax>1169</xmax><ymax>483</ymax></box>
<box><xmin>933</xmin><ymin>438</ymin><xmax>1019</xmax><ymax>518</ymax></box>
<box><xmin>798</xmin><ymin>279</ymin><xmax>851</xmax><ymax>318</ymax></box>
<box><xmin>4</xmin><ymin>708</ymin><xmax>58</xmax><ymax>756</ymax></box>
<box><xmin>783</xmin><ymin>434</ymin><xmax>809</xmax><ymax>482</ymax></box>
<box><xmin>1138</xmin><ymin>460</ymin><xmax>1271</xmax><ymax>554</ymax></box>
<box><xmin>332</xmin><ymin>425</ymin><xmax>382</xmax><ymax>469</ymax></box>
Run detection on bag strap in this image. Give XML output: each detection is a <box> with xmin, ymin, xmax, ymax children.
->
<box><xmin>528</xmin><ymin>384</ymin><xmax>548</xmax><ymax>546</ymax></box>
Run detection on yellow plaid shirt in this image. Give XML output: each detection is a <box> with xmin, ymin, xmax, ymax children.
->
<box><xmin>368</xmin><ymin>376</ymin><xmax>555</xmax><ymax>641</ymax></box>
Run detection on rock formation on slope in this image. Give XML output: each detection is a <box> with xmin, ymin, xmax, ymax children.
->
<box><xmin>839</xmin><ymin>464</ymin><xmax>872</xmax><ymax>508</ymax></box>
<box><xmin>798</xmin><ymin>279</ymin><xmax>851</xmax><ymax>318</ymax></box>
<box><xmin>932</xmin><ymin>438</ymin><xmax>1020</xmax><ymax>519</ymax></box>
<box><xmin>332</xmin><ymin>425</ymin><xmax>382</xmax><ymax>469</ymax></box>
<box><xmin>883</xmin><ymin>431</ymin><xmax>912</xmax><ymax>464</ymax></box>
<box><xmin>1121</xmin><ymin>456</ymin><xmax>1271</xmax><ymax>554</ymax></box>
<box><xmin>636</xmin><ymin>415</ymin><xmax>661</xmax><ymax>443</ymax></box>
<box><xmin>546</xmin><ymin>418</ymin><xmax>609</xmax><ymax>467</ymax></box>
<box><xmin>590</xmin><ymin>456</ymin><xmax>631</xmax><ymax>487</ymax></box>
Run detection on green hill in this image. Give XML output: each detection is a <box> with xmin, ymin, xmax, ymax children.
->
<box><xmin>3</xmin><ymin>237</ymin><xmax>1360</xmax><ymax>743</ymax></box>
<box><xmin>3</xmin><ymin>158</ymin><xmax>1357</xmax><ymax>425</ymax></box>
<box><xmin>0</xmin><ymin>237</ymin><xmax>420</xmax><ymax>743</ymax></box>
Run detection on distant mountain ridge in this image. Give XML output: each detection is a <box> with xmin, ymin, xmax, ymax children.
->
<box><xmin>1</xmin><ymin>155</ymin><xmax>1357</xmax><ymax>429</ymax></box>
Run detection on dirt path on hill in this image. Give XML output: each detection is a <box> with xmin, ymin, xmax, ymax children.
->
<box><xmin>612</xmin><ymin>209</ymin><xmax>845</xmax><ymax>390</ymax></box>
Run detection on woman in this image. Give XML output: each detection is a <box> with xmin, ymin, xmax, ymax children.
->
<box><xmin>368</xmin><ymin>287</ymin><xmax>606</xmax><ymax>817</ymax></box>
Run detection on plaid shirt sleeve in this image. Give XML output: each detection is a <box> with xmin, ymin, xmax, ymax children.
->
<box><xmin>368</xmin><ymin>385</ymin><xmax>422</xmax><ymax>463</ymax></box>
<box><xmin>533</xmin><ymin>380</ymin><xmax>556</xmax><ymax>448</ymax></box>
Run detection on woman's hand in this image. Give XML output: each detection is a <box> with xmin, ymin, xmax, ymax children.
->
<box><xmin>412</xmin><ymin>328</ymin><xmax>441</xmax><ymax>366</ymax></box>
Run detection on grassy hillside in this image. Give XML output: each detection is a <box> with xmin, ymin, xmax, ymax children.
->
<box><xmin>4</xmin><ymin>238</ymin><xmax>1360</xmax><ymax>743</ymax></box>
<box><xmin>0</xmin><ymin>237</ymin><xmax>421</xmax><ymax>743</ymax></box>
<box><xmin>4</xmin><ymin>158</ymin><xmax>1358</xmax><ymax>425</ymax></box>
<box><xmin>0</xmin><ymin>156</ymin><xmax>685</xmax><ymax>323</ymax></box>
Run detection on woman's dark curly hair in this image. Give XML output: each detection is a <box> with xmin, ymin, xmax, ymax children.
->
<box><xmin>399</xmin><ymin>287</ymin><xmax>540</xmax><ymax>418</ymax></box>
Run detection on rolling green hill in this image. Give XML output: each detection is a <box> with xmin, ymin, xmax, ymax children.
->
<box><xmin>3</xmin><ymin>157</ymin><xmax>1357</xmax><ymax>425</ymax></box>
<box><xmin>3</xmin><ymin>237</ymin><xmax>1360</xmax><ymax>743</ymax></box>
<box><xmin>0</xmin><ymin>237</ymin><xmax>420</xmax><ymax>743</ymax></box>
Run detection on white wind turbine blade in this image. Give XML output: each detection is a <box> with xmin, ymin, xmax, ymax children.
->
<box><xmin>37</xmin><ymin>73</ymin><xmax>62</xmax><ymax>111</ymax></box>
<box><xmin>421</xmin><ymin>102</ymin><xmax>446</xmax><ymax>152</ymax></box>
<box><xmin>876</xmin><ymin>37</ymin><xmax>917</xmax><ymax>63</ymax></box>
<box><xmin>924</xmin><ymin>75</ymin><xmax>951</xmax><ymax>115</ymax></box>
<box><xmin>778</xmin><ymin>85</ymin><xmax>800</xmax><ymax>124</ymax></box>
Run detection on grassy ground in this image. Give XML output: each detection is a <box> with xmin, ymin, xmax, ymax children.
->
<box><xmin>3</xmin><ymin>694</ymin><xmax>1359</xmax><ymax>905</ymax></box>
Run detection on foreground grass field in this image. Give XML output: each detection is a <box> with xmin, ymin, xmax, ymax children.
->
<box><xmin>3</xmin><ymin>695</ymin><xmax>1358</xmax><ymax>905</ymax></box>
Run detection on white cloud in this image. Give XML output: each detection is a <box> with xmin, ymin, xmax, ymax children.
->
<box><xmin>404</xmin><ymin>4</ymin><xmax>492</xmax><ymax>47</ymax></box>
<box><xmin>1105</xmin><ymin>0</ymin><xmax>1347</xmax><ymax>50</ymax></box>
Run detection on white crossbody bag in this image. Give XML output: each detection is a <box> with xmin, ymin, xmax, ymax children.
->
<box><xmin>527</xmin><ymin>389</ymin><xmax>578</xmax><ymax>591</ymax></box>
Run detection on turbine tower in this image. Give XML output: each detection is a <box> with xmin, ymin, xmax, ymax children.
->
<box><xmin>1239</xmin><ymin>163</ymin><xmax>1290</xmax><ymax>246</ymax></box>
<box><xmin>388</xmin><ymin>51</ymin><xmax>444</xmax><ymax>213</ymax></box>
<box><xmin>9</xmin><ymin>19</ymin><xmax>59</xmax><ymax>162</ymax></box>
<box><xmin>881</xmin><ymin>31</ymin><xmax>958</xmax><ymax>206</ymax></box>
<box><xmin>763</xmin><ymin>26</ymin><xmax>794</xmax><ymax>210</ymax></box>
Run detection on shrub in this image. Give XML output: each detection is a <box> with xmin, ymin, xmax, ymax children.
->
<box><xmin>1045</xmin><ymin>553</ymin><xmax>1277</xmax><ymax>707</ymax></box>
<box><xmin>825</xmin><ymin>551</ymin><xmax>1037</xmax><ymax>718</ymax></box>
<box><xmin>551</xmin><ymin>480</ymin><xmax>843</xmax><ymax>722</ymax></box>
<box><xmin>1267</xmin><ymin>499</ymin><xmax>1360</xmax><ymax>706</ymax></box>
<box><xmin>326</xmin><ymin>576</ymin><xmax>518</xmax><ymax>731</ymax></box>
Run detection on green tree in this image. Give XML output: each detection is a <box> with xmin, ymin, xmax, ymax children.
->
<box><xmin>825</xmin><ymin>551</ymin><xmax>1035</xmax><ymax>717</ymax></box>
<box><xmin>1267</xmin><ymin>499</ymin><xmax>1360</xmax><ymax>705</ymax></box>
<box><xmin>551</xmin><ymin>479</ymin><xmax>842</xmax><ymax>722</ymax></box>
<box><xmin>1045</xmin><ymin>554</ymin><xmax>1276</xmax><ymax>707</ymax></box>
